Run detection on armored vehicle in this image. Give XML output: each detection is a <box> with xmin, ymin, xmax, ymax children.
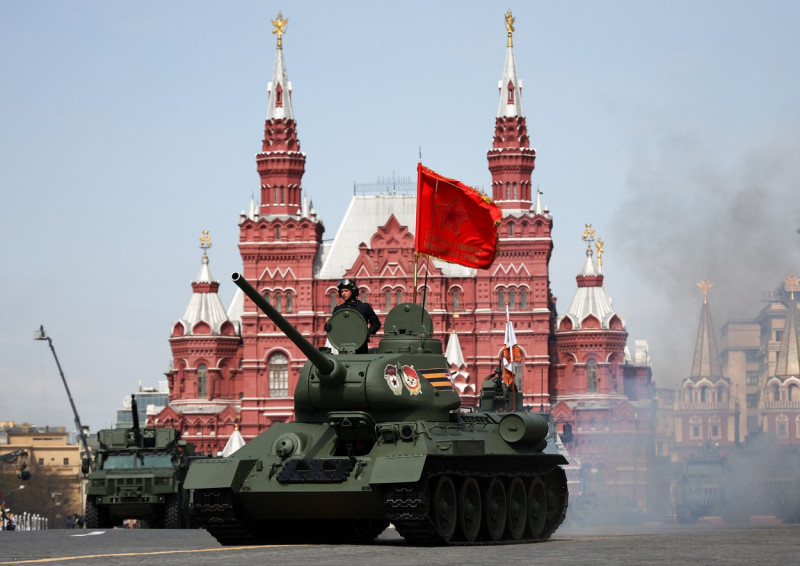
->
<box><xmin>85</xmin><ymin>395</ymin><xmax>194</xmax><ymax>528</ymax></box>
<box><xmin>184</xmin><ymin>272</ymin><xmax>568</xmax><ymax>545</ymax></box>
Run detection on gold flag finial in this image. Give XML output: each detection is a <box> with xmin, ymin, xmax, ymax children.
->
<box><xmin>595</xmin><ymin>237</ymin><xmax>605</xmax><ymax>268</ymax></box>
<box><xmin>785</xmin><ymin>273</ymin><xmax>800</xmax><ymax>301</ymax></box>
<box><xmin>200</xmin><ymin>230</ymin><xmax>212</xmax><ymax>261</ymax></box>
<box><xmin>697</xmin><ymin>278</ymin><xmax>713</xmax><ymax>304</ymax></box>
<box><xmin>505</xmin><ymin>10</ymin><xmax>515</xmax><ymax>48</ymax></box>
<box><xmin>272</xmin><ymin>12</ymin><xmax>288</xmax><ymax>50</ymax></box>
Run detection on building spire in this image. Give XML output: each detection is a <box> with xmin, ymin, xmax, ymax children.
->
<box><xmin>689</xmin><ymin>278</ymin><xmax>723</xmax><ymax>379</ymax></box>
<box><xmin>488</xmin><ymin>10</ymin><xmax>535</xmax><ymax>211</ymax></box>
<box><xmin>775</xmin><ymin>273</ymin><xmax>800</xmax><ymax>377</ymax></box>
<box><xmin>258</xmin><ymin>11</ymin><xmax>306</xmax><ymax>219</ymax></box>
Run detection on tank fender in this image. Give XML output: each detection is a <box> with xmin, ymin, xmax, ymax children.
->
<box><xmin>183</xmin><ymin>457</ymin><xmax>258</xmax><ymax>492</ymax></box>
<box><xmin>369</xmin><ymin>454</ymin><xmax>427</xmax><ymax>484</ymax></box>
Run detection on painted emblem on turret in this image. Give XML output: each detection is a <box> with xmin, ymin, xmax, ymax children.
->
<box><xmin>384</xmin><ymin>364</ymin><xmax>403</xmax><ymax>396</ymax></box>
<box><xmin>401</xmin><ymin>365</ymin><xmax>422</xmax><ymax>396</ymax></box>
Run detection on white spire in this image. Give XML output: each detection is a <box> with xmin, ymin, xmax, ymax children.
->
<box><xmin>248</xmin><ymin>195</ymin><xmax>257</xmax><ymax>220</ymax></box>
<box><xmin>496</xmin><ymin>17</ymin><xmax>524</xmax><ymax>119</ymax></box>
<box><xmin>445</xmin><ymin>331</ymin><xmax>467</xmax><ymax>368</ymax></box>
<box><xmin>266</xmin><ymin>13</ymin><xmax>293</xmax><ymax>121</ymax></box>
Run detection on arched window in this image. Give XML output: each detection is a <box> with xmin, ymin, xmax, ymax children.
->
<box><xmin>453</xmin><ymin>289</ymin><xmax>460</xmax><ymax>310</ymax></box>
<box><xmin>716</xmin><ymin>387</ymin><xmax>724</xmax><ymax>403</ymax></box>
<box><xmin>773</xmin><ymin>384</ymin><xmax>781</xmax><ymax>402</ymax></box>
<box><xmin>789</xmin><ymin>384</ymin><xmax>799</xmax><ymax>402</ymax></box>
<box><xmin>280</xmin><ymin>186</ymin><xmax>285</xmax><ymax>204</ymax></box>
<box><xmin>700</xmin><ymin>386</ymin><xmax>708</xmax><ymax>403</ymax></box>
<box><xmin>512</xmin><ymin>181</ymin><xmax>517</xmax><ymax>199</ymax></box>
<box><xmin>285</xmin><ymin>292</ymin><xmax>293</xmax><ymax>313</ymax></box>
<box><xmin>507</xmin><ymin>80</ymin><xmax>514</xmax><ymax>104</ymax></box>
<box><xmin>275</xmin><ymin>226</ymin><xmax>280</xmax><ymax>240</ymax></box>
<box><xmin>273</xmin><ymin>292</ymin><xmax>282</xmax><ymax>313</ymax></box>
<box><xmin>587</xmin><ymin>359</ymin><xmax>597</xmax><ymax>392</ymax></box>
<box><xmin>520</xmin><ymin>289</ymin><xmax>527</xmax><ymax>309</ymax></box>
<box><xmin>509</xmin><ymin>289</ymin><xmax>516</xmax><ymax>309</ymax></box>
<box><xmin>395</xmin><ymin>289</ymin><xmax>403</xmax><ymax>305</ymax></box>
<box><xmin>268</xmin><ymin>352</ymin><xmax>289</xmax><ymax>398</ymax></box>
<box><xmin>498</xmin><ymin>289</ymin><xmax>505</xmax><ymax>309</ymax></box>
<box><xmin>330</xmin><ymin>291</ymin><xmax>337</xmax><ymax>311</ymax></box>
<box><xmin>197</xmin><ymin>364</ymin><xmax>207</xmax><ymax>398</ymax></box>
<box><xmin>273</xmin><ymin>186</ymin><xmax>278</xmax><ymax>204</ymax></box>
<box><xmin>505</xmin><ymin>182</ymin><xmax>510</xmax><ymax>199</ymax></box>
<box><xmin>508</xmin><ymin>223</ymin><xmax>514</xmax><ymax>237</ymax></box>
<box><xmin>385</xmin><ymin>290</ymin><xmax>392</xmax><ymax>310</ymax></box>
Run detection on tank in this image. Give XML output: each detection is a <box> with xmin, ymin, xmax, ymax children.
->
<box><xmin>183</xmin><ymin>272</ymin><xmax>569</xmax><ymax>545</ymax></box>
<box><xmin>84</xmin><ymin>395</ymin><xmax>196</xmax><ymax>528</ymax></box>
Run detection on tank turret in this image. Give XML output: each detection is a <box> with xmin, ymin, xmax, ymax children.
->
<box><xmin>185</xmin><ymin>272</ymin><xmax>569</xmax><ymax>546</ymax></box>
<box><xmin>232</xmin><ymin>272</ymin><xmax>461</xmax><ymax>423</ymax></box>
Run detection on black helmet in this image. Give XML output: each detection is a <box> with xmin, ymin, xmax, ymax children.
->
<box><xmin>337</xmin><ymin>278</ymin><xmax>358</xmax><ymax>297</ymax></box>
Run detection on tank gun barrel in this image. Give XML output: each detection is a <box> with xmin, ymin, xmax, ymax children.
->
<box><xmin>232</xmin><ymin>272</ymin><xmax>345</xmax><ymax>385</ymax></box>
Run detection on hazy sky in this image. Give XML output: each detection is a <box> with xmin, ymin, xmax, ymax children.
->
<box><xmin>2</xmin><ymin>1</ymin><xmax>799</xmax><ymax>434</ymax></box>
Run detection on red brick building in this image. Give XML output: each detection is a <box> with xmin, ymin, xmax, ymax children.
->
<box><xmin>151</xmin><ymin>12</ymin><xmax>655</xmax><ymax>517</ymax></box>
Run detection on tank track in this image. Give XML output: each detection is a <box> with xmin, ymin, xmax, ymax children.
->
<box><xmin>193</xmin><ymin>467</ymin><xmax>568</xmax><ymax>546</ymax></box>
<box><xmin>385</xmin><ymin>465</ymin><xmax>568</xmax><ymax>546</ymax></box>
<box><xmin>192</xmin><ymin>489</ymin><xmax>265</xmax><ymax>545</ymax></box>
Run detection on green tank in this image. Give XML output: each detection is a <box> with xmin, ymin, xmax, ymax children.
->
<box><xmin>85</xmin><ymin>395</ymin><xmax>195</xmax><ymax>528</ymax></box>
<box><xmin>184</xmin><ymin>272</ymin><xmax>568</xmax><ymax>545</ymax></box>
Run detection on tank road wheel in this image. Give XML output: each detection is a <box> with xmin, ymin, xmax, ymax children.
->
<box><xmin>458</xmin><ymin>477</ymin><xmax>482</xmax><ymax>542</ymax></box>
<box><xmin>483</xmin><ymin>477</ymin><xmax>507</xmax><ymax>541</ymax></box>
<box><xmin>506</xmin><ymin>476</ymin><xmax>528</xmax><ymax>540</ymax></box>
<box><xmin>527</xmin><ymin>477</ymin><xmax>547</xmax><ymax>538</ymax></box>
<box><xmin>432</xmin><ymin>475</ymin><xmax>458</xmax><ymax>542</ymax></box>
<box><xmin>163</xmin><ymin>493</ymin><xmax>181</xmax><ymax>529</ymax></box>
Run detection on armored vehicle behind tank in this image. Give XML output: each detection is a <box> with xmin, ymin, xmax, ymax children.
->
<box><xmin>85</xmin><ymin>395</ymin><xmax>195</xmax><ymax>528</ymax></box>
<box><xmin>184</xmin><ymin>273</ymin><xmax>568</xmax><ymax>545</ymax></box>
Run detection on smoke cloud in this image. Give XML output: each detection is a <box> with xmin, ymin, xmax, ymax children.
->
<box><xmin>609</xmin><ymin>126</ymin><xmax>800</xmax><ymax>387</ymax></box>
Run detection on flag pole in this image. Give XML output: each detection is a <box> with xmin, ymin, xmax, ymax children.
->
<box><xmin>413</xmin><ymin>253</ymin><xmax>419</xmax><ymax>304</ymax></box>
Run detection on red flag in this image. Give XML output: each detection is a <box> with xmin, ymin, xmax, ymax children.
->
<box><xmin>415</xmin><ymin>163</ymin><xmax>502</xmax><ymax>269</ymax></box>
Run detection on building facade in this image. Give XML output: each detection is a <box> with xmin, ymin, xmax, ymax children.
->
<box><xmin>151</xmin><ymin>12</ymin><xmax>656</xmax><ymax>515</ymax></box>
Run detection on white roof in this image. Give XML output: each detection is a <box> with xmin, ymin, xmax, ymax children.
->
<box><xmin>557</xmin><ymin>249</ymin><xmax>625</xmax><ymax>330</ymax></box>
<box><xmin>176</xmin><ymin>256</ymin><xmax>232</xmax><ymax>335</ymax></box>
<box><xmin>316</xmin><ymin>193</ymin><xmax>475</xmax><ymax>280</ymax></box>
<box><xmin>445</xmin><ymin>331</ymin><xmax>467</xmax><ymax>368</ymax></box>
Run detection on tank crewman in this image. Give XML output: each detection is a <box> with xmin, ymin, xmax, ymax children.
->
<box><xmin>324</xmin><ymin>278</ymin><xmax>381</xmax><ymax>353</ymax></box>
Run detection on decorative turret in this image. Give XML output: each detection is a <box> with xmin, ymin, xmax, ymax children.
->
<box><xmin>487</xmin><ymin>10</ymin><xmax>536</xmax><ymax>212</ymax></box>
<box><xmin>173</xmin><ymin>231</ymin><xmax>235</xmax><ymax>336</ymax></box>
<box><xmin>689</xmin><ymin>278</ymin><xmax>723</xmax><ymax>380</ymax></box>
<box><xmin>774</xmin><ymin>273</ymin><xmax>800</xmax><ymax>377</ymax></box>
<box><xmin>558</xmin><ymin>225</ymin><xmax>624</xmax><ymax>331</ymax></box>
<box><xmin>257</xmin><ymin>12</ymin><xmax>306</xmax><ymax>219</ymax></box>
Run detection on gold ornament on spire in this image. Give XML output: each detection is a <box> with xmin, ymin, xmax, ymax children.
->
<box><xmin>595</xmin><ymin>237</ymin><xmax>605</xmax><ymax>268</ymax></box>
<box><xmin>505</xmin><ymin>10</ymin><xmax>515</xmax><ymax>47</ymax></box>
<box><xmin>785</xmin><ymin>273</ymin><xmax>799</xmax><ymax>300</ymax></box>
<box><xmin>200</xmin><ymin>230</ymin><xmax>212</xmax><ymax>261</ymax></box>
<box><xmin>697</xmin><ymin>278</ymin><xmax>713</xmax><ymax>305</ymax></box>
<box><xmin>272</xmin><ymin>12</ymin><xmax>288</xmax><ymax>50</ymax></box>
<box><xmin>582</xmin><ymin>223</ymin><xmax>595</xmax><ymax>243</ymax></box>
